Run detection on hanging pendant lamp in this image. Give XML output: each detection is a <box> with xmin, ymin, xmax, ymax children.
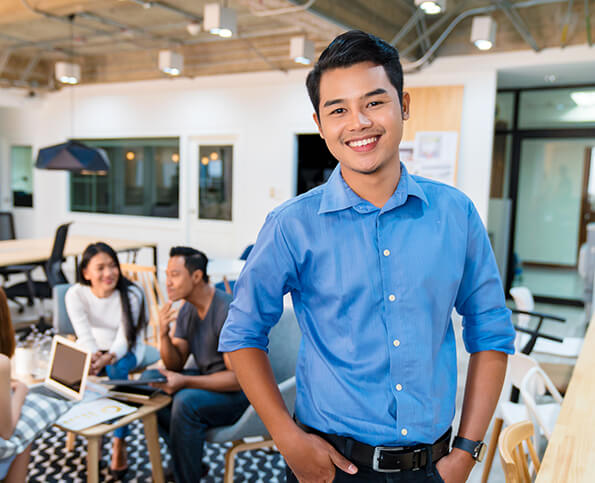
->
<box><xmin>36</xmin><ymin>140</ymin><xmax>110</xmax><ymax>174</ymax></box>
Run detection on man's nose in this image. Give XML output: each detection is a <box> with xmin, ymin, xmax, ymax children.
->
<box><xmin>348</xmin><ymin>110</ymin><xmax>372</xmax><ymax>130</ymax></box>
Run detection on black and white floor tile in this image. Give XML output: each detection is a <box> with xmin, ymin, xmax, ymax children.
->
<box><xmin>28</xmin><ymin>421</ymin><xmax>286</xmax><ymax>482</ymax></box>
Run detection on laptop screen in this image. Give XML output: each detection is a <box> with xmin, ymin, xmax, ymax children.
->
<box><xmin>49</xmin><ymin>340</ymin><xmax>88</xmax><ymax>393</ymax></box>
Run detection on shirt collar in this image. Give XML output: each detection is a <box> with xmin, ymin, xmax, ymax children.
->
<box><xmin>318</xmin><ymin>163</ymin><xmax>429</xmax><ymax>215</ymax></box>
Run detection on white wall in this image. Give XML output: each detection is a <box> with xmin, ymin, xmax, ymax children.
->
<box><xmin>2</xmin><ymin>43</ymin><xmax>593</xmax><ymax>267</ymax></box>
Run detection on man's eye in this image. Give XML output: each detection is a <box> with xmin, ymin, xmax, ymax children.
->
<box><xmin>330</xmin><ymin>107</ymin><xmax>346</xmax><ymax>115</ymax></box>
<box><xmin>368</xmin><ymin>100</ymin><xmax>382</xmax><ymax>107</ymax></box>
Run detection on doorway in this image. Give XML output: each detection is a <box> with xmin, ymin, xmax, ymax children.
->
<box><xmin>511</xmin><ymin>137</ymin><xmax>595</xmax><ymax>301</ymax></box>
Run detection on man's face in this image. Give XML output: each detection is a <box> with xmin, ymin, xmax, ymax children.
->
<box><xmin>165</xmin><ymin>256</ymin><xmax>199</xmax><ymax>301</ymax></box>
<box><xmin>313</xmin><ymin>61</ymin><xmax>409</xmax><ymax>180</ymax></box>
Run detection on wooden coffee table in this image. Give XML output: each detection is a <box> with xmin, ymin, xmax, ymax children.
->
<box><xmin>53</xmin><ymin>393</ymin><xmax>171</xmax><ymax>483</ymax></box>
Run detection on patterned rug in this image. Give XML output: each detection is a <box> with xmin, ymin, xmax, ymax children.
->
<box><xmin>17</xmin><ymin>328</ymin><xmax>286</xmax><ymax>482</ymax></box>
<box><xmin>28</xmin><ymin>421</ymin><xmax>286</xmax><ymax>482</ymax></box>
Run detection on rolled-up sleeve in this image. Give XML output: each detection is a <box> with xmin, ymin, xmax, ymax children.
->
<box><xmin>218</xmin><ymin>212</ymin><xmax>299</xmax><ymax>353</ymax></box>
<box><xmin>455</xmin><ymin>201</ymin><xmax>516</xmax><ymax>354</ymax></box>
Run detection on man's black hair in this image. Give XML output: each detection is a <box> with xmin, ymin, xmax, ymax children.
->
<box><xmin>306</xmin><ymin>30</ymin><xmax>404</xmax><ymax>117</ymax></box>
<box><xmin>170</xmin><ymin>246</ymin><xmax>209</xmax><ymax>283</ymax></box>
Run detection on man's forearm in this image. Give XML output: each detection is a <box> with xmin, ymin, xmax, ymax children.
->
<box><xmin>159</xmin><ymin>333</ymin><xmax>184</xmax><ymax>370</ymax></box>
<box><xmin>227</xmin><ymin>348</ymin><xmax>299</xmax><ymax>448</ymax></box>
<box><xmin>457</xmin><ymin>350</ymin><xmax>508</xmax><ymax>442</ymax></box>
<box><xmin>181</xmin><ymin>370</ymin><xmax>242</xmax><ymax>392</ymax></box>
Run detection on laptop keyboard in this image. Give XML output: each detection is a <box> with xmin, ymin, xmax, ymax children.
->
<box><xmin>29</xmin><ymin>385</ymin><xmax>70</xmax><ymax>401</ymax></box>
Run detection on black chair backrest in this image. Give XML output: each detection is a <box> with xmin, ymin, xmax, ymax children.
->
<box><xmin>49</xmin><ymin>222</ymin><xmax>72</xmax><ymax>263</ymax></box>
<box><xmin>0</xmin><ymin>212</ymin><xmax>16</xmax><ymax>241</ymax></box>
<box><xmin>45</xmin><ymin>222</ymin><xmax>72</xmax><ymax>287</ymax></box>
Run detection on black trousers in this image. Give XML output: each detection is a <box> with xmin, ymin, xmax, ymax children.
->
<box><xmin>286</xmin><ymin>463</ymin><xmax>445</xmax><ymax>482</ymax></box>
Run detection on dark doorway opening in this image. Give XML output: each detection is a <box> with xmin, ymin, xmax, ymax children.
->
<box><xmin>296</xmin><ymin>134</ymin><xmax>337</xmax><ymax>195</ymax></box>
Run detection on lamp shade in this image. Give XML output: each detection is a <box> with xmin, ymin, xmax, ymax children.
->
<box><xmin>35</xmin><ymin>140</ymin><xmax>110</xmax><ymax>173</ymax></box>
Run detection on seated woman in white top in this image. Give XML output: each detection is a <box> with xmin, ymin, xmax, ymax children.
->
<box><xmin>65</xmin><ymin>242</ymin><xmax>147</xmax><ymax>479</ymax></box>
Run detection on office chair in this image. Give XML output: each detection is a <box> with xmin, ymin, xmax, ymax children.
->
<box><xmin>0</xmin><ymin>211</ymin><xmax>38</xmax><ymax>311</ymax></box>
<box><xmin>4</xmin><ymin>222</ymin><xmax>72</xmax><ymax>330</ymax></box>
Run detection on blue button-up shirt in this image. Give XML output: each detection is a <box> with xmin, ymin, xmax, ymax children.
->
<box><xmin>219</xmin><ymin>163</ymin><xmax>515</xmax><ymax>446</ymax></box>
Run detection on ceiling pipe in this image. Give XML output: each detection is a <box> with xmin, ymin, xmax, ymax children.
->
<box><xmin>390</xmin><ymin>8</ymin><xmax>425</xmax><ymax>46</ymax></box>
<box><xmin>560</xmin><ymin>0</ymin><xmax>574</xmax><ymax>46</ymax></box>
<box><xmin>249</xmin><ymin>0</ymin><xmax>317</xmax><ymax>16</ymax></box>
<box><xmin>128</xmin><ymin>0</ymin><xmax>202</xmax><ymax>22</ymax></box>
<box><xmin>495</xmin><ymin>0</ymin><xmax>540</xmax><ymax>51</ymax></box>
<box><xmin>20</xmin><ymin>53</ymin><xmax>41</xmax><ymax>82</ymax></box>
<box><xmin>586</xmin><ymin>0</ymin><xmax>593</xmax><ymax>46</ymax></box>
<box><xmin>401</xmin><ymin>0</ymin><xmax>565</xmax><ymax>71</ymax></box>
<box><xmin>77</xmin><ymin>11</ymin><xmax>185</xmax><ymax>46</ymax></box>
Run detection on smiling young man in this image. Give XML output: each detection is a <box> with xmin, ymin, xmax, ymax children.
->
<box><xmin>144</xmin><ymin>246</ymin><xmax>248</xmax><ymax>483</ymax></box>
<box><xmin>219</xmin><ymin>31</ymin><xmax>515</xmax><ymax>482</ymax></box>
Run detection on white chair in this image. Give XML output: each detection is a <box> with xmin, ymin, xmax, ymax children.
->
<box><xmin>510</xmin><ymin>286</ymin><xmax>583</xmax><ymax>358</ymax></box>
<box><xmin>519</xmin><ymin>365</ymin><xmax>563</xmax><ymax>454</ymax></box>
<box><xmin>481</xmin><ymin>353</ymin><xmax>561</xmax><ymax>482</ymax></box>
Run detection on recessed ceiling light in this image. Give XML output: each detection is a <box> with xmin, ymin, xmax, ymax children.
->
<box><xmin>204</xmin><ymin>3</ymin><xmax>237</xmax><ymax>38</ymax></box>
<box><xmin>290</xmin><ymin>36</ymin><xmax>314</xmax><ymax>65</ymax></box>
<box><xmin>414</xmin><ymin>0</ymin><xmax>446</xmax><ymax>15</ymax></box>
<box><xmin>471</xmin><ymin>16</ymin><xmax>497</xmax><ymax>51</ymax></box>
<box><xmin>158</xmin><ymin>50</ymin><xmax>183</xmax><ymax>76</ymax></box>
<box><xmin>55</xmin><ymin>61</ymin><xmax>81</xmax><ymax>84</ymax></box>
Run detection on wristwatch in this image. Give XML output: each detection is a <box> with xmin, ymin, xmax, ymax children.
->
<box><xmin>452</xmin><ymin>436</ymin><xmax>487</xmax><ymax>462</ymax></box>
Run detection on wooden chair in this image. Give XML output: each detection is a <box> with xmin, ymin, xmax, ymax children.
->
<box><xmin>482</xmin><ymin>353</ymin><xmax>553</xmax><ymax>482</ymax></box>
<box><xmin>498</xmin><ymin>420</ymin><xmax>541</xmax><ymax>483</ymax></box>
<box><xmin>120</xmin><ymin>264</ymin><xmax>166</xmax><ymax>348</ymax></box>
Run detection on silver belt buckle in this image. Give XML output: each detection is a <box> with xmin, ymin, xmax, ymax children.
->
<box><xmin>372</xmin><ymin>446</ymin><xmax>403</xmax><ymax>473</ymax></box>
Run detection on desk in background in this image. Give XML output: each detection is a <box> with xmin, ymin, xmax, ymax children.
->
<box><xmin>0</xmin><ymin>235</ymin><xmax>158</xmax><ymax>275</ymax></box>
<box><xmin>535</xmin><ymin>319</ymin><xmax>595</xmax><ymax>482</ymax></box>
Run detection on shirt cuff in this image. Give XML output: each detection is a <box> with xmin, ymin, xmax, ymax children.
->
<box><xmin>462</xmin><ymin>307</ymin><xmax>516</xmax><ymax>354</ymax></box>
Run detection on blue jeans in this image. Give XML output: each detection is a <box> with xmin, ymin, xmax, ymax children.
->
<box><xmin>140</xmin><ymin>369</ymin><xmax>249</xmax><ymax>483</ymax></box>
<box><xmin>105</xmin><ymin>352</ymin><xmax>137</xmax><ymax>439</ymax></box>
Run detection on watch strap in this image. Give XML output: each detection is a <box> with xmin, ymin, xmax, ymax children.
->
<box><xmin>452</xmin><ymin>436</ymin><xmax>486</xmax><ymax>462</ymax></box>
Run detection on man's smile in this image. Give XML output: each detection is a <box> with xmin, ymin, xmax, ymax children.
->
<box><xmin>345</xmin><ymin>135</ymin><xmax>380</xmax><ymax>152</ymax></box>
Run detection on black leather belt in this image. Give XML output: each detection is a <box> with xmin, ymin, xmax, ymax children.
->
<box><xmin>296</xmin><ymin>420</ymin><xmax>451</xmax><ymax>473</ymax></box>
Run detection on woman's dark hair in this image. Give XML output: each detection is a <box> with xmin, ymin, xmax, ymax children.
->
<box><xmin>306</xmin><ymin>30</ymin><xmax>404</xmax><ymax>117</ymax></box>
<box><xmin>79</xmin><ymin>242</ymin><xmax>146</xmax><ymax>352</ymax></box>
<box><xmin>0</xmin><ymin>288</ymin><xmax>16</xmax><ymax>358</ymax></box>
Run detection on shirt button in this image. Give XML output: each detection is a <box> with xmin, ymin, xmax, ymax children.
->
<box><xmin>401</xmin><ymin>428</ymin><xmax>408</xmax><ymax>436</ymax></box>
<box><xmin>393</xmin><ymin>339</ymin><xmax>400</xmax><ymax>347</ymax></box>
<box><xmin>383</xmin><ymin>249</ymin><xmax>391</xmax><ymax>256</ymax></box>
<box><xmin>388</xmin><ymin>294</ymin><xmax>396</xmax><ymax>302</ymax></box>
<box><xmin>396</xmin><ymin>384</ymin><xmax>403</xmax><ymax>391</ymax></box>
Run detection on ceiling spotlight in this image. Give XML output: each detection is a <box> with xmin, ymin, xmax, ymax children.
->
<box><xmin>55</xmin><ymin>61</ymin><xmax>81</xmax><ymax>84</ymax></box>
<box><xmin>290</xmin><ymin>36</ymin><xmax>314</xmax><ymax>65</ymax></box>
<box><xmin>414</xmin><ymin>0</ymin><xmax>446</xmax><ymax>15</ymax></box>
<box><xmin>186</xmin><ymin>21</ymin><xmax>200</xmax><ymax>36</ymax></box>
<box><xmin>204</xmin><ymin>3</ymin><xmax>237</xmax><ymax>38</ymax></box>
<box><xmin>158</xmin><ymin>50</ymin><xmax>183</xmax><ymax>76</ymax></box>
<box><xmin>471</xmin><ymin>16</ymin><xmax>497</xmax><ymax>51</ymax></box>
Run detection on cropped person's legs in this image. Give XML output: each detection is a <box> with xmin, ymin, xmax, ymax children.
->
<box><xmin>168</xmin><ymin>388</ymin><xmax>248</xmax><ymax>483</ymax></box>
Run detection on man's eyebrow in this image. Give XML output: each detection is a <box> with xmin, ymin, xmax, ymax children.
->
<box><xmin>363</xmin><ymin>88</ymin><xmax>388</xmax><ymax>98</ymax></box>
<box><xmin>322</xmin><ymin>88</ymin><xmax>389</xmax><ymax>109</ymax></box>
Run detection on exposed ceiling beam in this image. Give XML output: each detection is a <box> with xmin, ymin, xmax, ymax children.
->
<box><xmin>495</xmin><ymin>0</ymin><xmax>540</xmax><ymax>52</ymax></box>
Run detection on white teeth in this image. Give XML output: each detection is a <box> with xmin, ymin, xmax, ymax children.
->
<box><xmin>349</xmin><ymin>136</ymin><xmax>378</xmax><ymax>147</ymax></box>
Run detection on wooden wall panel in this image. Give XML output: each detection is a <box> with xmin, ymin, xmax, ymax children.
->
<box><xmin>401</xmin><ymin>85</ymin><xmax>464</xmax><ymax>142</ymax></box>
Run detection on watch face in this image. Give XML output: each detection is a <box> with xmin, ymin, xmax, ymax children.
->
<box><xmin>475</xmin><ymin>442</ymin><xmax>487</xmax><ymax>462</ymax></box>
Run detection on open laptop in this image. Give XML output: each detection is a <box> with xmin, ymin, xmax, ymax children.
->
<box><xmin>29</xmin><ymin>335</ymin><xmax>95</xmax><ymax>401</ymax></box>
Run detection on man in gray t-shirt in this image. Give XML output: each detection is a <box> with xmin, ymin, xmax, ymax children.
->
<box><xmin>146</xmin><ymin>247</ymin><xmax>248</xmax><ymax>483</ymax></box>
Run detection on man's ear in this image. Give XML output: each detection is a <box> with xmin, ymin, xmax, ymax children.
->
<box><xmin>313</xmin><ymin>112</ymin><xmax>325</xmax><ymax>139</ymax></box>
<box><xmin>192</xmin><ymin>269</ymin><xmax>204</xmax><ymax>284</ymax></box>
<box><xmin>401</xmin><ymin>91</ymin><xmax>411</xmax><ymax>121</ymax></box>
